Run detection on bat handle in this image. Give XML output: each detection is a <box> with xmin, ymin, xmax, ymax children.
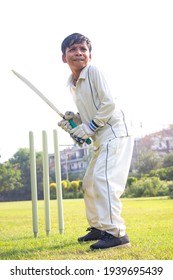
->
<box><xmin>68</xmin><ymin>119</ymin><xmax>92</xmax><ymax>145</ymax></box>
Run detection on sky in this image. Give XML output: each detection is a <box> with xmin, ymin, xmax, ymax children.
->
<box><xmin>0</xmin><ymin>0</ymin><xmax>173</xmax><ymax>162</ymax></box>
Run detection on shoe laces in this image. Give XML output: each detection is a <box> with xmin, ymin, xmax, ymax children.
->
<box><xmin>86</xmin><ymin>227</ymin><xmax>96</xmax><ymax>232</ymax></box>
<box><xmin>100</xmin><ymin>231</ymin><xmax>114</xmax><ymax>240</ymax></box>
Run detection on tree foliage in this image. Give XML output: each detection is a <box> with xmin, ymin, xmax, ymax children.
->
<box><xmin>0</xmin><ymin>148</ymin><xmax>44</xmax><ymax>201</ymax></box>
<box><xmin>9</xmin><ymin>148</ymin><xmax>30</xmax><ymax>189</ymax></box>
<box><xmin>124</xmin><ymin>176</ymin><xmax>170</xmax><ymax>198</ymax></box>
<box><xmin>1</xmin><ymin>144</ymin><xmax>173</xmax><ymax>201</ymax></box>
<box><xmin>162</xmin><ymin>152</ymin><xmax>173</xmax><ymax>168</ymax></box>
<box><xmin>0</xmin><ymin>162</ymin><xmax>22</xmax><ymax>192</ymax></box>
<box><xmin>135</xmin><ymin>150</ymin><xmax>161</xmax><ymax>174</ymax></box>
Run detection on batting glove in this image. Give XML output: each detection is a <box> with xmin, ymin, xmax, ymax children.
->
<box><xmin>58</xmin><ymin>119</ymin><xmax>85</xmax><ymax>145</ymax></box>
<box><xmin>58</xmin><ymin>119</ymin><xmax>72</xmax><ymax>132</ymax></box>
<box><xmin>64</xmin><ymin>111</ymin><xmax>82</xmax><ymax>125</ymax></box>
<box><xmin>71</xmin><ymin>123</ymin><xmax>96</xmax><ymax>140</ymax></box>
<box><xmin>58</xmin><ymin>111</ymin><xmax>85</xmax><ymax>145</ymax></box>
<box><xmin>58</xmin><ymin>111</ymin><xmax>82</xmax><ymax>132</ymax></box>
<box><xmin>71</xmin><ymin>134</ymin><xmax>85</xmax><ymax>146</ymax></box>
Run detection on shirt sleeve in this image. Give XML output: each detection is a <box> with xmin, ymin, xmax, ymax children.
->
<box><xmin>89</xmin><ymin>66</ymin><xmax>116</xmax><ymax>127</ymax></box>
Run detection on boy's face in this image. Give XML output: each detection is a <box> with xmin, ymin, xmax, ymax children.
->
<box><xmin>62</xmin><ymin>42</ymin><xmax>91</xmax><ymax>73</ymax></box>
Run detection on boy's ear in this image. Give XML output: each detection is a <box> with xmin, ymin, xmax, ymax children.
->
<box><xmin>62</xmin><ymin>54</ymin><xmax>67</xmax><ymax>63</ymax></box>
<box><xmin>89</xmin><ymin>53</ymin><xmax>92</xmax><ymax>61</ymax></box>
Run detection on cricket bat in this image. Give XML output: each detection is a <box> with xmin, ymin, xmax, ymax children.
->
<box><xmin>12</xmin><ymin>70</ymin><xmax>91</xmax><ymax>145</ymax></box>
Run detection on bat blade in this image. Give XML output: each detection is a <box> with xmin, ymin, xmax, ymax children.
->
<box><xmin>12</xmin><ymin>70</ymin><xmax>92</xmax><ymax>145</ymax></box>
<box><xmin>12</xmin><ymin>70</ymin><xmax>64</xmax><ymax>118</ymax></box>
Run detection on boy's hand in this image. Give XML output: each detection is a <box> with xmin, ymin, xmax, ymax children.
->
<box><xmin>58</xmin><ymin>112</ymin><xmax>92</xmax><ymax>145</ymax></box>
<box><xmin>63</xmin><ymin>111</ymin><xmax>82</xmax><ymax>125</ymax></box>
<box><xmin>71</xmin><ymin>124</ymin><xmax>94</xmax><ymax>140</ymax></box>
<box><xmin>58</xmin><ymin>111</ymin><xmax>82</xmax><ymax>132</ymax></box>
<box><xmin>58</xmin><ymin>119</ymin><xmax>71</xmax><ymax>132</ymax></box>
<box><xmin>58</xmin><ymin>119</ymin><xmax>85</xmax><ymax>145</ymax></box>
<box><xmin>58</xmin><ymin>111</ymin><xmax>86</xmax><ymax>145</ymax></box>
<box><xmin>70</xmin><ymin>134</ymin><xmax>85</xmax><ymax>146</ymax></box>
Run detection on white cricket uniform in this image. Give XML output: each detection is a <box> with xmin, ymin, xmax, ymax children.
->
<box><xmin>67</xmin><ymin>64</ymin><xmax>134</xmax><ymax>237</ymax></box>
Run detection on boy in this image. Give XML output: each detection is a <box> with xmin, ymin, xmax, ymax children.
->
<box><xmin>58</xmin><ymin>33</ymin><xmax>134</xmax><ymax>250</ymax></box>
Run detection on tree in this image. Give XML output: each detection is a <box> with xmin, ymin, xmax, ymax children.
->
<box><xmin>135</xmin><ymin>150</ymin><xmax>161</xmax><ymax>174</ymax></box>
<box><xmin>9</xmin><ymin>148</ymin><xmax>31</xmax><ymax>189</ymax></box>
<box><xmin>150</xmin><ymin>166</ymin><xmax>173</xmax><ymax>181</ymax></box>
<box><xmin>9</xmin><ymin>148</ymin><xmax>44</xmax><ymax>200</ymax></box>
<box><xmin>168</xmin><ymin>182</ymin><xmax>173</xmax><ymax>199</ymax></box>
<box><xmin>124</xmin><ymin>176</ymin><xmax>167</xmax><ymax>198</ymax></box>
<box><xmin>36</xmin><ymin>152</ymin><xmax>44</xmax><ymax>199</ymax></box>
<box><xmin>0</xmin><ymin>162</ymin><xmax>22</xmax><ymax>192</ymax></box>
<box><xmin>162</xmin><ymin>152</ymin><xmax>173</xmax><ymax>168</ymax></box>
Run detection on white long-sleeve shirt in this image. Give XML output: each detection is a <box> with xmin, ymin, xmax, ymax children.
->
<box><xmin>67</xmin><ymin>64</ymin><xmax>133</xmax><ymax>148</ymax></box>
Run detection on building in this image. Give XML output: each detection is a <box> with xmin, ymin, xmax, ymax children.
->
<box><xmin>49</xmin><ymin>143</ymin><xmax>91</xmax><ymax>180</ymax></box>
<box><xmin>137</xmin><ymin>124</ymin><xmax>173</xmax><ymax>156</ymax></box>
<box><xmin>49</xmin><ymin>124</ymin><xmax>173</xmax><ymax>179</ymax></box>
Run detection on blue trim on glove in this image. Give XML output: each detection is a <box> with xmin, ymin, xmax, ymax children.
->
<box><xmin>89</xmin><ymin>120</ymin><xmax>100</xmax><ymax>132</ymax></box>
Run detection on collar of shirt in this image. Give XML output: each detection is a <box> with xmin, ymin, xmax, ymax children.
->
<box><xmin>66</xmin><ymin>64</ymin><xmax>91</xmax><ymax>87</ymax></box>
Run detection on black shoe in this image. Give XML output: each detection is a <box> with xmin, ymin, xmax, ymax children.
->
<box><xmin>78</xmin><ymin>227</ymin><xmax>102</xmax><ymax>243</ymax></box>
<box><xmin>90</xmin><ymin>232</ymin><xmax>131</xmax><ymax>250</ymax></box>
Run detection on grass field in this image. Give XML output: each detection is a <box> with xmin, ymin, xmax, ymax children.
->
<box><xmin>0</xmin><ymin>197</ymin><xmax>173</xmax><ymax>260</ymax></box>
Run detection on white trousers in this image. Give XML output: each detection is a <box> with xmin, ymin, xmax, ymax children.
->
<box><xmin>83</xmin><ymin>136</ymin><xmax>134</xmax><ymax>237</ymax></box>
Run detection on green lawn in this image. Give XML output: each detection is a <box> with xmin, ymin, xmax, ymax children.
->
<box><xmin>0</xmin><ymin>197</ymin><xmax>173</xmax><ymax>260</ymax></box>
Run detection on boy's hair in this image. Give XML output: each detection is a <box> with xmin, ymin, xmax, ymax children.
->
<box><xmin>61</xmin><ymin>33</ymin><xmax>92</xmax><ymax>55</ymax></box>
